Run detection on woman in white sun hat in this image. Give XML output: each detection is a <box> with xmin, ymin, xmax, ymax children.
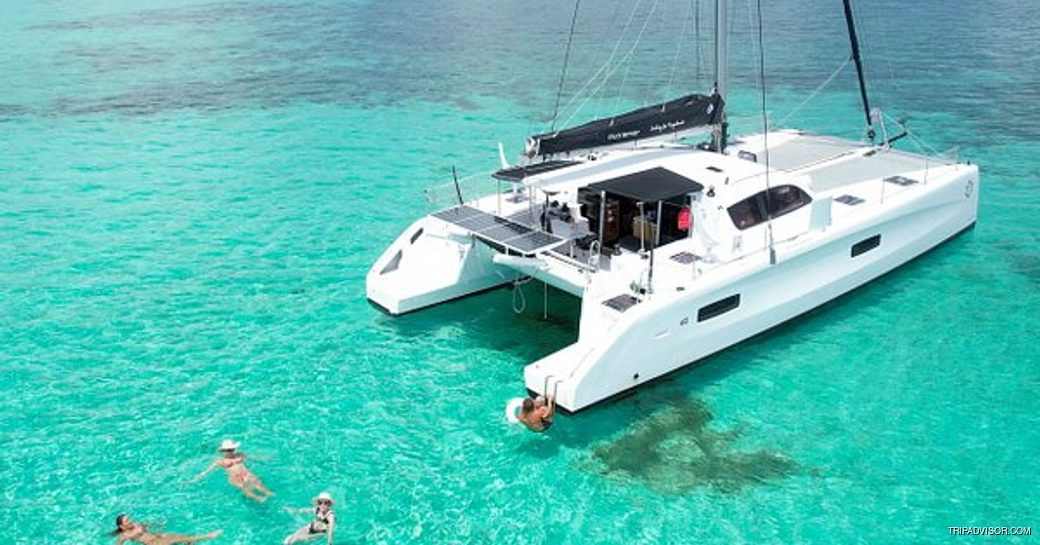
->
<box><xmin>191</xmin><ymin>439</ymin><xmax>274</xmax><ymax>502</ymax></box>
<box><xmin>282</xmin><ymin>492</ymin><xmax>336</xmax><ymax>545</ymax></box>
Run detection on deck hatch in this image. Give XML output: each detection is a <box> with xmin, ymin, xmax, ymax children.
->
<box><xmin>603</xmin><ymin>294</ymin><xmax>640</xmax><ymax>312</ymax></box>
<box><xmin>884</xmin><ymin>175</ymin><xmax>919</xmax><ymax>186</ymax></box>
<box><xmin>433</xmin><ymin>205</ymin><xmax>565</xmax><ymax>255</ymax></box>
<box><xmin>835</xmin><ymin>194</ymin><xmax>865</xmax><ymax>205</ymax></box>
<box><xmin>670</xmin><ymin>251</ymin><xmax>697</xmax><ymax>264</ymax></box>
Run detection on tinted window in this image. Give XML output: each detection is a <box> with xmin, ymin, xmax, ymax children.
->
<box><xmin>697</xmin><ymin>294</ymin><xmax>741</xmax><ymax>322</ymax></box>
<box><xmin>851</xmin><ymin>234</ymin><xmax>881</xmax><ymax>257</ymax></box>
<box><xmin>727</xmin><ymin>185</ymin><xmax>812</xmax><ymax>230</ymax></box>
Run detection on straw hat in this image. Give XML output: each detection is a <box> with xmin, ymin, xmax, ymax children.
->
<box><xmin>314</xmin><ymin>492</ymin><xmax>334</xmax><ymax>504</ymax></box>
<box><xmin>218</xmin><ymin>439</ymin><xmax>241</xmax><ymax>451</ymax></box>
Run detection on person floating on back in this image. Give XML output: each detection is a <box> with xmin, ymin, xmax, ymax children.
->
<box><xmin>518</xmin><ymin>394</ymin><xmax>555</xmax><ymax>432</ymax></box>
<box><xmin>282</xmin><ymin>492</ymin><xmax>336</xmax><ymax>545</ymax></box>
<box><xmin>112</xmin><ymin>513</ymin><xmax>222</xmax><ymax>545</ymax></box>
<box><xmin>191</xmin><ymin>439</ymin><xmax>274</xmax><ymax>502</ymax></box>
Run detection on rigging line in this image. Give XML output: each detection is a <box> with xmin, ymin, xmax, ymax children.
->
<box><xmin>694</xmin><ymin>0</ymin><xmax>702</xmax><ymax>86</ymax></box>
<box><xmin>609</xmin><ymin>1</ymin><xmax>656</xmax><ymax>115</ymax></box>
<box><xmin>880</xmin><ymin>110</ymin><xmax>941</xmax><ymax>156</ymax></box>
<box><xmin>556</xmin><ymin>0</ymin><xmax>643</xmax><ymax>123</ymax></box>
<box><xmin>842</xmin><ymin>0</ymin><xmax>874</xmax><ymax>141</ymax></box>
<box><xmin>550</xmin><ymin>0</ymin><xmax>582</xmax><ymax>132</ymax></box>
<box><xmin>864</xmin><ymin>0</ymin><xmax>899</xmax><ymax>107</ymax></box>
<box><xmin>775</xmin><ymin>56</ymin><xmax>852</xmax><ymax>127</ymax></box>
<box><xmin>755</xmin><ymin>0</ymin><xmax>776</xmax><ymax>265</ymax></box>
<box><xmin>608</xmin><ymin>0</ymin><xmax>662</xmax><ymax>118</ymax></box>
<box><xmin>560</xmin><ymin>0</ymin><xmax>660</xmax><ymax>128</ymax></box>
<box><xmin>666</xmin><ymin>0</ymin><xmax>696</xmax><ymax>98</ymax></box>
<box><xmin>745</xmin><ymin>0</ymin><xmax>761</xmax><ymax>91</ymax></box>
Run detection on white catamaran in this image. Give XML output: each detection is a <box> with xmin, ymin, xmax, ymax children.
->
<box><xmin>366</xmin><ymin>0</ymin><xmax>979</xmax><ymax>413</ymax></box>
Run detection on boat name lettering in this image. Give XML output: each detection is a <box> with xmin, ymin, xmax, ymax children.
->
<box><xmin>607</xmin><ymin>130</ymin><xmax>641</xmax><ymax>141</ymax></box>
<box><xmin>650</xmin><ymin>120</ymin><xmax>686</xmax><ymax>133</ymax></box>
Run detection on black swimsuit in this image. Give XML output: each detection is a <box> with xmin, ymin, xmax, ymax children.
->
<box><xmin>309</xmin><ymin>508</ymin><xmax>333</xmax><ymax>534</ymax></box>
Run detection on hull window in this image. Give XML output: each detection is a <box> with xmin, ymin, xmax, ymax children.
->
<box><xmin>851</xmin><ymin>234</ymin><xmax>881</xmax><ymax>257</ymax></box>
<box><xmin>727</xmin><ymin>185</ymin><xmax>812</xmax><ymax>230</ymax></box>
<box><xmin>380</xmin><ymin>250</ymin><xmax>403</xmax><ymax>275</ymax></box>
<box><xmin>698</xmin><ymin>294</ymin><xmax>741</xmax><ymax>322</ymax></box>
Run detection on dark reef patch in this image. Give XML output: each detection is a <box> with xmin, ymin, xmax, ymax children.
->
<box><xmin>1009</xmin><ymin>250</ymin><xmax>1040</xmax><ymax>284</ymax></box>
<box><xmin>585</xmin><ymin>397</ymin><xmax>799</xmax><ymax>495</ymax></box>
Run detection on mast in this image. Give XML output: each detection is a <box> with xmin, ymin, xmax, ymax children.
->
<box><xmin>711</xmin><ymin>0</ymin><xmax>729</xmax><ymax>152</ymax></box>
<box><xmin>841</xmin><ymin>0</ymin><xmax>875</xmax><ymax>143</ymax></box>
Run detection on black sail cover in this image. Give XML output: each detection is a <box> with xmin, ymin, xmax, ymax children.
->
<box><xmin>529</xmin><ymin>93</ymin><xmax>723</xmax><ymax>157</ymax></box>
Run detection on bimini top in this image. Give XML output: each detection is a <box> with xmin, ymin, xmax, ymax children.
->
<box><xmin>587</xmin><ymin>167</ymin><xmax>704</xmax><ymax>202</ymax></box>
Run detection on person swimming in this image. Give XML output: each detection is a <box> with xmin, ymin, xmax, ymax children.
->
<box><xmin>112</xmin><ymin>514</ymin><xmax>221</xmax><ymax>545</ymax></box>
<box><xmin>191</xmin><ymin>439</ymin><xmax>274</xmax><ymax>502</ymax></box>
<box><xmin>518</xmin><ymin>394</ymin><xmax>555</xmax><ymax>432</ymax></box>
<box><xmin>282</xmin><ymin>492</ymin><xmax>336</xmax><ymax>545</ymax></box>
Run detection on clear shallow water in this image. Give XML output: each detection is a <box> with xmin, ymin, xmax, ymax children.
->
<box><xmin>1</xmin><ymin>1</ymin><xmax>1038</xmax><ymax>543</ymax></box>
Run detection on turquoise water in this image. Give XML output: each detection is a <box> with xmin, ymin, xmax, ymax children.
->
<box><xmin>1</xmin><ymin>1</ymin><xmax>1038</xmax><ymax>543</ymax></box>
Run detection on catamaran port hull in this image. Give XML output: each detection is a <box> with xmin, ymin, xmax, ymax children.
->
<box><xmin>366</xmin><ymin>217</ymin><xmax>519</xmax><ymax>315</ymax></box>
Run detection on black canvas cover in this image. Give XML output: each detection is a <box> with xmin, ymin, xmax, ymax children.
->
<box><xmin>587</xmin><ymin>167</ymin><xmax>703</xmax><ymax>202</ymax></box>
<box><xmin>529</xmin><ymin>93</ymin><xmax>723</xmax><ymax>157</ymax></box>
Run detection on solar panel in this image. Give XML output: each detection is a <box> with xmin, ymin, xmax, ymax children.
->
<box><xmin>432</xmin><ymin>206</ymin><xmax>484</xmax><ymax>222</ymax></box>
<box><xmin>480</xmin><ymin>223</ymin><xmax>533</xmax><ymax>243</ymax></box>
<box><xmin>492</xmin><ymin>160</ymin><xmax>580</xmax><ymax>181</ymax></box>
<box><xmin>432</xmin><ymin>205</ymin><xmax>564</xmax><ymax>255</ymax></box>
<box><xmin>456</xmin><ymin>214</ymin><xmax>501</xmax><ymax>231</ymax></box>
<box><xmin>507</xmin><ymin>231</ymin><xmax>562</xmax><ymax>253</ymax></box>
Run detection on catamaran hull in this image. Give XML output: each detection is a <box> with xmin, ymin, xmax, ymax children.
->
<box><xmin>366</xmin><ymin>218</ymin><xmax>516</xmax><ymax>315</ymax></box>
<box><xmin>525</xmin><ymin>166</ymin><xmax>979</xmax><ymax>412</ymax></box>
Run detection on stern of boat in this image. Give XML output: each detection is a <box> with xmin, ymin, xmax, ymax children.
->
<box><xmin>366</xmin><ymin>216</ymin><xmax>516</xmax><ymax>314</ymax></box>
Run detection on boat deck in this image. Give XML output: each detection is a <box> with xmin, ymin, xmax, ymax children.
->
<box><xmin>734</xmin><ymin>131</ymin><xmax>953</xmax><ymax>193</ymax></box>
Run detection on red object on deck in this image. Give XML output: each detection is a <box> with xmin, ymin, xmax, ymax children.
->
<box><xmin>677</xmin><ymin>206</ymin><xmax>692</xmax><ymax>230</ymax></box>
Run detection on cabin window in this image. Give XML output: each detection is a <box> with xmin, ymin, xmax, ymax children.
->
<box><xmin>697</xmin><ymin>294</ymin><xmax>741</xmax><ymax>322</ymax></box>
<box><xmin>851</xmin><ymin>234</ymin><xmax>881</xmax><ymax>257</ymax></box>
<box><xmin>727</xmin><ymin>185</ymin><xmax>812</xmax><ymax>230</ymax></box>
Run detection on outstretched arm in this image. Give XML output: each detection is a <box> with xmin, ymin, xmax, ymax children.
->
<box><xmin>326</xmin><ymin>514</ymin><xmax>335</xmax><ymax>545</ymax></box>
<box><xmin>191</xmin><ymin>460</ymin><xmax>219</xmax><ymax>482</ymax></box>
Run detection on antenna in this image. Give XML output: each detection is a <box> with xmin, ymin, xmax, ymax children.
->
<box><xmin>452</xmin><ymin>166</ymin><xmax>464</xmax><ymax>206</ymax></box>
<box><xmin>841</xmin><ymin>0</ymin><xmax>875</xmax><ymax>143</ymax></box>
